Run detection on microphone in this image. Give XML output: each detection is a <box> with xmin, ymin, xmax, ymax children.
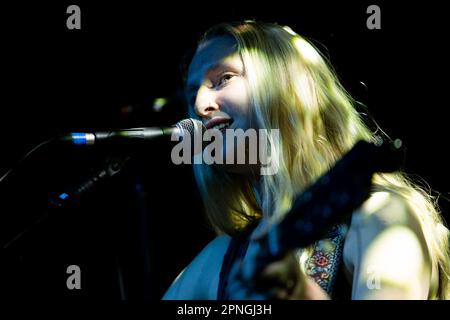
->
<box><xmin>58</xmin><ymin>118</ymin><xmax>205</xmax><ymax>146</ymax></box>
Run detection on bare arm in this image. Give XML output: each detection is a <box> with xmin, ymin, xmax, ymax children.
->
<box><xmin>344</xmin><ymin>192</ymin><xmax>434</xmax><ymax>299</ymax></box>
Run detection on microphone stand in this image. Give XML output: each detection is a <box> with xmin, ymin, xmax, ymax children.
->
<box><xmin>2</xmin><ymin>155</ymin><xmax>131</xmax><ymax>251</ymax></box>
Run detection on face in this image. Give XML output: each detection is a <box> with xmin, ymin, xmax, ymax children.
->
<box><xmin>187</xmin><ymin>36</ymin><xmax>251</xmax><ymax>132</ymax></box>
<box><xmin>187</xmin><ymin>36</ymin><xmax>259</xmax><ymax>175</ymax></box>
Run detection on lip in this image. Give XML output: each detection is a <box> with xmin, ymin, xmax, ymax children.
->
<box><xmin>205</xmin><ymin>117</ymin><xmax>234</xmax><ymax>129</ymax></box>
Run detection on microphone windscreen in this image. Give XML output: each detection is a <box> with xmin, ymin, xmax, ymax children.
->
<box><xmin>175</xmin><ymin>118</ymin><xmax>206</xmax><ymax>138</ymax></box>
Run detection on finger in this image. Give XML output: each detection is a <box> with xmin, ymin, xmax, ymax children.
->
<box><xmin>259</xmin><ymin>253</ymin><xmax>300</xmax><ymax>284</ymax></box>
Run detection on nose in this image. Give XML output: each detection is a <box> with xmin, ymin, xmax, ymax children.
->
<box><xmin>194</xmin><ymin>86</ymin><xmax>219</xmax><ymax>118</ymax></box>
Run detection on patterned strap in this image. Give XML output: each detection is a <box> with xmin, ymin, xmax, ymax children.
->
<box><xmin>304</xmin><ymin>224</ymin><xmax>349</xmax><ymax>296</ymax></box>
<box><xmin>219</xmin><ymin>223</ymin><xmax>349</xmax><ymax>299</ymax></box>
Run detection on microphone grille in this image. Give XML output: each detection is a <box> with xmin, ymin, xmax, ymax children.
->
<box><xmin>175</xmin><ymin>118</ymin><xmax>205</xmax><ymax>137</ymax></box>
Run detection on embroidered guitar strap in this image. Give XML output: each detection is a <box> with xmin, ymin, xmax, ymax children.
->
<box><xmin>304</xmin><ymin>224</ymin><xmax>349</xmax><ymax>296</ymax></box>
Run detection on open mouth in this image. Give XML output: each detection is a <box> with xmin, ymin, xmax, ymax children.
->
<box><xmin>213</xmin><ymin>122</ymin><xmax>230</xmax><ymax>132</ymax></box>
<box><xmin>205</xmin><ymin>118</ymin><xmax>234</xmax><ymax>132</ymax></box>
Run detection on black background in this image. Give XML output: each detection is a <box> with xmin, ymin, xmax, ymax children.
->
<box><xmin>0</xmin><ymin>1</ymin><xmax>448</xmax><ymax>301</ymax></box>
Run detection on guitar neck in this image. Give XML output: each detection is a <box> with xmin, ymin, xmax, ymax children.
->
<box><xmin>265</xmin><ymin>139</ymin><xmax>404</xmax><ymax>258</ymax></box>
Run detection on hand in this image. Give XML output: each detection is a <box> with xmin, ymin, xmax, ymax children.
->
<box><xmin>227</xmin><ymin>245</ymin><xmax>330</xmax><ymax>300</ymax></box>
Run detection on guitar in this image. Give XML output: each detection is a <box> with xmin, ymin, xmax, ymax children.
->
<box><xmin>225</xmin><ymin>138</ymin><xmax>404</xmax><ymax>299</ymax></box>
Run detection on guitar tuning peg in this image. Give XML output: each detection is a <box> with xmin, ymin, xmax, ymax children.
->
<box><xmin>392</xmin><ymin>138</ymin><xmax>403</xmax><ymax>150</ymax></box>
<box><xmin>373</xmin><ymin>135</ymin><xmax>384</xmax><ymax>147</ymax></box>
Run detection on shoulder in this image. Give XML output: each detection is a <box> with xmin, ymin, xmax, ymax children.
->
<box><xmin>163</xmin><ymin>235</ymin><xmax>231</xmax><ymax>300</ymax></box>
<box><xmin>344</xmin><ymin>192</ymin><xmax>407</xmax><ymax>258</ymax></box>
<box><xmin>343</xmin><ymin>191</ymin><xmax>435</xmax><ymax>299</ymax></box>
<box><xmin>346</xmin><ymin>191</ymin><xmax>414</xmax><ymax>239</ymax></box>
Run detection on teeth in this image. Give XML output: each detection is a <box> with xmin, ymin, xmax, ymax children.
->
<box><xmin>213</xmin><ymin>123</ymin><xmax>229</xmax><ymax>130</ymax></box>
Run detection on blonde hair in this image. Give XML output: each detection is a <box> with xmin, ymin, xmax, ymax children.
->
<box><xmin>187</xmin><ymin>21</ymin><xmax>450</xmax><ymax>299</ymax></box>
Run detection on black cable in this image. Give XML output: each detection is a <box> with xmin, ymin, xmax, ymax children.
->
<box><xmin>0</xmin><ymin>138</ymin><xmax>55</xmax><ymax>185</ymax></box>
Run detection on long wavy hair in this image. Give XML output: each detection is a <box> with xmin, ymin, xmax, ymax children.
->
<box><xmin>185</xmin><ymin>21</ymin><xmax>449</xmax><ymax>299</ymax></box>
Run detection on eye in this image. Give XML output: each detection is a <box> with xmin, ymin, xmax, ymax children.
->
<box><xmin>216</xmin><ymin>73</ymin><xmax>236</xmax><ymax>87</ymax></box>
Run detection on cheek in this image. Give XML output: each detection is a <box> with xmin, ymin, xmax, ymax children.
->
<box><xmin>224</xmin><ymin>80</ymin><xmax>250</xmax><ymax>111</ymax></box>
